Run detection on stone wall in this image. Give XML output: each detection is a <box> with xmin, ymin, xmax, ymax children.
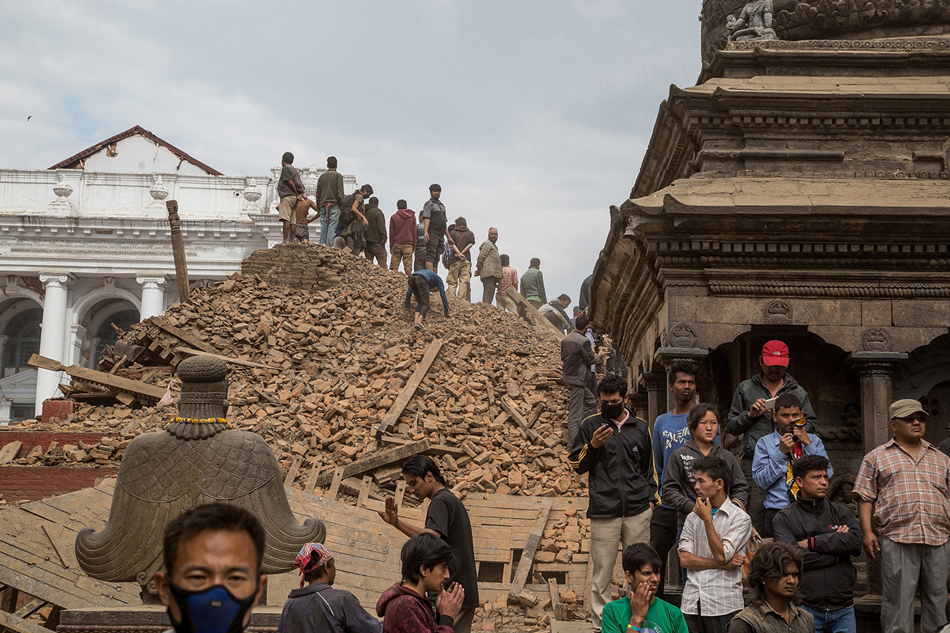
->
<box><xmin>241</xmin><ymin>245</ymin><xmax>345</xmax><ymax>293</ymax></box>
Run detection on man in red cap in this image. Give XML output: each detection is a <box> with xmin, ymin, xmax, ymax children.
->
<box><xmin>726</xmin><ymin>339</ymin><xmax>817</xmax><ymax>536</ymax></box>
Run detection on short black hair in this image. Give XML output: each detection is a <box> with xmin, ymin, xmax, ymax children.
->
<box><xmin>575</xmin><ymin>314</ymin><xmax>590</xmax><ymax>331</ymax></box>
<box><xmin>397</xmin><ymin>199</ymin><xmax>408</xmax><ymax>210</ymax></box>
<box><xmin>282</xmin><ymin>152</ymin><xmax>294</xmax><ymax>164</ymax></box>
<box><xmin>558</xmin><ymin>294</ymin><xmax>571</xmax><ymax>303</ymax></box>
<box><xmin>401</xmin><ymin>533</ymin><xmax>452</xmax><ymax>583</ymax></box>
<box><xmin>327</xmin><ymin>156</ymin><xmax>337</xmax><ymax>169</ymax></box>
<box><xmin>401</xmin><ymin>454</ymin><xmax>446</xmax><ymax>485</ymax></box>
<box><xmin>361</xmin><ymin>184</ymin><xmax>374</xmax><ymax>196</ymax></box>
<box><xmin>621</xmin><ymin>543</ymin><xmax>662</xmax><ymax>575</ymax></box>
<box><xmin>162</xmin><ymin>503</ymin><xmax>265</xmax><ymax>577</ymax></box>
<box><xmin>693</xmin><ymin>455</ymin><xmax>731</xmax><ymax>495</ymax></box>
<box><xmin>775</xmin><ymin>393</ymin><xmax>801</xmax><ymax>412</ymax></box>
<box><xmin>668</xmin><ymin>360</ymin><xmax>698</xmax><ymax>385</ymax></box>
<box><xmin>597</xmin><ymin>374</ymin><xmax>627</xmax><ymax>399</ymax></box>
<box><xmin>747</xmin><ymin>543</ymin><xmax>803</xmax><ymax>608</ymax></box>
<box><xmin>687</xmin><ymin>403</ymin><xmax>717</xmax><ymax>433</ymax></box>
<box><xmin>500</xmin><ymin>254</ymin><xmax>510</xmax><ymax>266</ymax></box>
<box><xmin>368</xmin><ymin>197</ymin><xmax>379</xmax><ymax>207</ymax></box>
<box><xmin>304</xmin><ymin>560</ymin><xmax>331</xmax><ymax>583</ymax></box>
<box><xmin>793</xmin><ymin>454</ymin><xmax>830</xmax><ymax>481</ymax></box>
<box><xmin>530</xmin><ymin>258</ymin><xmax>541</xmax><ymax>267</ymax></box>
<box><xmin>429</xmin><ymin>184</ymin><xmax>442</xmax><ymax>193</ymax></box>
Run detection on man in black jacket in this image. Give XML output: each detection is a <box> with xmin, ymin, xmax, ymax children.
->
<box><xmin>726</xmin><ymin>340</ymin><xmax>818</xmax><ymax>535</ymax></box>
<box><xmin>569</xmin><ymin>374</ymin><xmax>657</xmax><ymax>632</ymax></box>
<box><xmin>278</xmin><ymin>543</ymin><xmax>381</xmax><ymax>633</ymax></box>
<box><xmin>773</xmin><ymin>455</ymin><xmax>861</xmax><ymax>633</ymax></box>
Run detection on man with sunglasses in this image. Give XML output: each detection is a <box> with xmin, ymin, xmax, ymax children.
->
<box><xmin>854</xmin><ymin>399</ymin><xmax>950</xmax><ymax>633</ymax></box>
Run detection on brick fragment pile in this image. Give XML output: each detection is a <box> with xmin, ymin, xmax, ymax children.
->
<box><xmin>11</xmin><ymin>245</ymin><xmax>585</xmax><ymax>501</ymax></box>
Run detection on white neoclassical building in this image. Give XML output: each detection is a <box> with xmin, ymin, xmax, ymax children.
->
<box><xmin>0</xmin><ymin>126</ymin><xmax>355</xmax><ymax>422</ymax></box>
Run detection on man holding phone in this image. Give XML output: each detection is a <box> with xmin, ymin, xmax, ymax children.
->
<box><xmin>726</xmin><ymin>340</ymin><xmax>817</xmax><ymax>535</ymax></box>
<box><xmin>569</xmin><ymin>374</ymin><xmax>657</xmax><ymax>632</ymax></box>
<box><xmin>752</xmin><ymin>393</ymin><xmax>831</xmax><ymax>538</ymax></box>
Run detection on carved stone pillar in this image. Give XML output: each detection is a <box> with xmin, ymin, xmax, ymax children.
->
<box><xmin>655</xmin><ymin>347</ymin><xmax>709</xmax><ymax>409</ymax></box>
<box><xmin>137</xmin><ymin>276</ymin><xmax>167</xmax><ymax>320</ymax></box>
<box><xmin>0</xmin><ymin>335</ymin><xmax>8</xmax><ymax>377</ymax></box>
<box><xmin>849</xmin><ymin>352</ymin><xmax>908</xmax><ymax>455</ymax></box>
<box><xmin>629</xmin><ymin>392</ymin><xmax>649</xmax><ymax>421</ymax></box>
<box><xmin>642</xmin><ymin>372</ymin><xmax>667</xmax><ymax>432</ymax></box>
<box><xmin>848</xmin><ymin>351</ymin><xmax>907</xmax><ymax>596</ymax></box>
<box><xmin>35</xmin><ymin>274</ymin><xmax>71</xmax><ymax>414</ymax></box>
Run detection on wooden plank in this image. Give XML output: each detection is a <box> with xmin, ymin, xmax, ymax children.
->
<box><xmin>0</xmin><ymin>609</ymin><xmax>51</xmax><ymax>633</ymax></box>
<box><xmin>284</xmin><ymin>456</ymin><xmax>302</xmax><ymax>486</ymax></box>
<box><xmin>394</xmin><ymin>480</ymin><xmax>407</xmax><ymax>508</ymax></box>
<box><xmin>150</xmin><ymin>317</ymin><xmax>216</xmax><ymax>354</ymax></box>
<box><xmin>375</xmin><ymin>339</ymin><xmax>442</xmax><ymax>438</ymax></box>
<box><xmin>13</xmin><ymin>598</ymin><xmax>47</xmax><ymax>619</ymax></box>
<box><xmin>505</xmin><ymin>288</ymin><xmax>564</xmax><ymax>340</ymax></box>
<box><xmin>305</xmin><ymin>466</ymin><xmax>319</xmax><ymax>494</ymax></box>
<box><xmin>357</xmin><ymin>476</ymin><xmax>372</xmax><ymax>507</ymax></box>
<box><xmin>500</xmin><ymin>396</ymin><xmax>541</xmax><ymax>443</ymax></box>
<box><xmin>507</xmin><ymin>497</ymin><xmax>554</xmax><ymax>602</ymax></box>
<box><xmin>327</xmin><ymin>467</ymin><xmax>345</xmax><ymax>501</ymax></box>
<box><xmin>175</xmin><ymin>347</ymin><xmax>280</xmax><ymax>370</ymax></box>
<box><xmin>315</xmin><ymin>439</ymin><xmax>431</xmax><ymax>487</ymax></box>
<box><xmin>27</xmin><ymin>355</ymin><xmax>166</xmax><ymax>402</ymax></box>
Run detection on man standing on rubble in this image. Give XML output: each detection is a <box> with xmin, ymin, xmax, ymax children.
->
<box><xmin>379</xmin><ymin>455</ymin><xmax>479</xmax><ymax>633</ymax></box>
<box><xmin>570</xmin><ymin>374</ymin><xmax>657</xmax><ymax>633</ymax></box>
<box><xmin>474</xmin><ymin>228</ymin><xmax>501</xmax><ymax>305</ymax></box>
<box><xmin>389</xmin><ymin>200</ymin><xmax>417</xmax><ymax>275</ymax></box>
<box><xmin>315</xmin><ymin>156</ymin><xmax>345</xmax><ymax>247</ymax></box>
<box><xmin>421</xmin><ymin>184</ymin><xmax>449</xmax><ymax>273</ymax></box>
<box><xmin>363</xmin><ymin>196</ymin><xmax>387</xmax><ymax>267</ymax></box>
<box><xmin>446</xmin><ymin>217</ymin><xmax>475</xmax><ymax>301</ymax></box>
<box><xmin>562</xmin><ymin>314</ymin><xmax>605</xmax><ymax>447</ymax></box>
<box><xmin>520</xmin><ymin>258</ymin><xmax>547</xmax><ymax>309</ymax></box>
<box><xmin>726</xmin><ymin>340</ymin><xmax>817</xmax><ymax>536</ymax></box>
<box><xmin>277</xmin><ymin>152</ymin><xmax>306</xmax><ymax>245</ymax></box>
<box><xmin>495</xmin><ymin>254</ymin><xmax>519</xmax><ymax>312</ymax></box>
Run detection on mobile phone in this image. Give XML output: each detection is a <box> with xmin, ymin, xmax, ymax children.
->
<box><xmin>763</xmin><ymin>397</ymin><xmax>778</xmax><ymax>411</ymax></box>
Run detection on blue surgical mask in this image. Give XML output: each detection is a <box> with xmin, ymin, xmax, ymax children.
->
<box><xmin>167</xmin><ymin>581</ymin><xmax>258</xmax><ymax>633</ymax></box>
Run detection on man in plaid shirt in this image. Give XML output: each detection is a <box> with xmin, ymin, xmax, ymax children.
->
<box><xmin>853</xmin><ymin>398</ymin><xmax>950</xmax><ymax>633</ymax></box>
<box><xmin>495</xmin><ymin>254</ymin><xmax>519</xmax><ymax>313</ymax></box>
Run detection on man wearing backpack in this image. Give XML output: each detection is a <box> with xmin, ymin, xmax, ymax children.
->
<box><xmin>340</xmin><ymin>185</ymin><xmax>372</xmax><ymax>256</ymax></box>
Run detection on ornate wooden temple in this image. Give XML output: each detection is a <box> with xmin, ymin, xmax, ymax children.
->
<box><xmin>590</xmin><ymin>2</ymin><xmax>950</xmax><ymax>482</ymax></box>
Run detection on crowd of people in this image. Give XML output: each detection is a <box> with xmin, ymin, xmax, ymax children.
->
<box><xmin>564</xmin><ymin>338</ymin><xmax>950</xmax><ymax>633</ymax></box>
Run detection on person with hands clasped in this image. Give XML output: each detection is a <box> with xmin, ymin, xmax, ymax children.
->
<box><xmin>678</xmin><ymin>456</ymin><xmax>752</xmax><ymax>633</ymax></box>
<box><xmin>376</xmin><ymin>534</ymin><xmax>464</xmax><ymax>633</ymax></box>
<box><xmin>853</xmin><ymin>399</ymin><xmax>950</xmax><ymax>633</ymax></box>
<box><xmin>377</xmin><ymin>456</ymin><xmax>478</xmax><ymax>633</ymax></box>
<box><xmin>601</xmin><ymin>543</ymin><xmax>687</xmax><ymax>633</ymax></box>
<box><xmin>752</xmin><ymin>394</ymin><xmax>830</xmax><ymax>538</ymax></box>
<box><xmin>569</xmin><ymin>374</ymin><xmax>658</xmax><ymax>632</ymax></box>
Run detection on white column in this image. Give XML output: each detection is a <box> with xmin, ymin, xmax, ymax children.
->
<box><xmin>0</xmin><ymin>400</ymin><xmax>10</xmax><ymax>426</ymax></box>
<box><xmin>34</xmin><ymin>274</ymin><xmax>70</xmax><ymax>415</ymax></box>
<box><xmin>137</xmin><ymin>276</ymin><xmax>167</xmax><ymax>320</ymax></box>
<box><xmin>0</xmin><ymin>335</ymin><xmax>8</xmax><ymax>377</ymax></box>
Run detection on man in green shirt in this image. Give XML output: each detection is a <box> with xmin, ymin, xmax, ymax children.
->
<box><xmin>601</xmin><ymin>544</ymin><xmax>687</xmax><ymax>633</ymax></box>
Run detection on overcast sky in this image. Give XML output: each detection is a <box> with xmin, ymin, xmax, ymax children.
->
<box><xmin>0</xmin><ymin>1</ymin><xmax>702</xmax><ymax>309</ymax></box>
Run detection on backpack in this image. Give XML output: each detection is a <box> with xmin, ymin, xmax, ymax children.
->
<box><xmin>340</xmin><ymin>193</ymin><xmax>358</xmax><ymax>225</ymax></box>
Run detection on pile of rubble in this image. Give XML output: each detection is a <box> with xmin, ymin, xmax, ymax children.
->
<box><xmin>11</xmin><ymin>245</ymin><xmax>584</xmax><ymax>503</ymax></box>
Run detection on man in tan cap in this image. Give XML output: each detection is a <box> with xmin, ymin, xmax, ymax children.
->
<box><xmin>853</xmin><ymin>399</ymin><xmax>950</xmax><ymax>633</ymax></box>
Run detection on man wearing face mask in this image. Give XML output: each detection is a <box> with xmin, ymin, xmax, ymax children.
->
<box><xmin>154</xmin><ymin>503</ymin><xmax>268</xmax><ymax>633</ymax></box>
<box><xmin>569</xmin><ymin>374</ymin><xmax>658</xmax><ymax>633</ymax></box>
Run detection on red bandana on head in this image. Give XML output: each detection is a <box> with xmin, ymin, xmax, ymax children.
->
<box><xmin>293</xmin><ymin>543</ymin><xmax>333</xmax><ymax>587</ymax></box>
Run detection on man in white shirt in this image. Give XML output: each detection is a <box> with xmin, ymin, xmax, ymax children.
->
<box><xmin>678</xmin><ymin>456</ymin><xmax>752</xmax><ymax>633</ymax></box>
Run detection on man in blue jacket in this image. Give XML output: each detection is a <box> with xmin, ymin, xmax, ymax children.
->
<box><xmin>569</xmin><ymin>374</ymin><xmax>657</xmax><ymax>632</ymax></box>
<box><xmin>405</xmin><ymin>269</ymin><xmax>449</xmax><ymax>330</ymax></box>
<box><xmin>752</xmin><ymin>393</ymin><xmax>830</xmax><ymax>538</ymax></box>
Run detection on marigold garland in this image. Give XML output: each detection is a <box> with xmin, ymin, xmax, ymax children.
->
<box><xmin>172</xmin><ymin>417</ymin><xmax>231</xmax><ymax>428</ymax></box>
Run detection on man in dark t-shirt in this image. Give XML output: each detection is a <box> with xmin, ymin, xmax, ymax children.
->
<box><xmin>378</xmin><ymin>455</ymin><xmax>479</xmax><ymax>633</ymax></box>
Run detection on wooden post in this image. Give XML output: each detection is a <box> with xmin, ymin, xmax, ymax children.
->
<box><xmin>166</xmin><ymin>200</ymin><xmax>190</xmax><ymax>304</ymax></box>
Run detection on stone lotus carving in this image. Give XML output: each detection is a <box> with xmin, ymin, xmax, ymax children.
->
<box><xmin>149</xmin><ymin>174</ymin><xmax>169</xmax><ymax>204</ymax></box>
<box><xmin>242</xmin><ymin>177</ymin><xmax>263</xmax><ymax>212</ymax></box>
<box><xmin>727</xmin><ymin>0</ymin><xmax>779</xmax><ymax>42</ymax></box>
<box><xmin>50</xmin><ymin>173</ymin><xmax>73</xmax><ymax>211</ymax></box>
<box><xmin>75</xmin><ymin>356</ymin><xmax>325</xmax><ymax>601</ymax></box>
